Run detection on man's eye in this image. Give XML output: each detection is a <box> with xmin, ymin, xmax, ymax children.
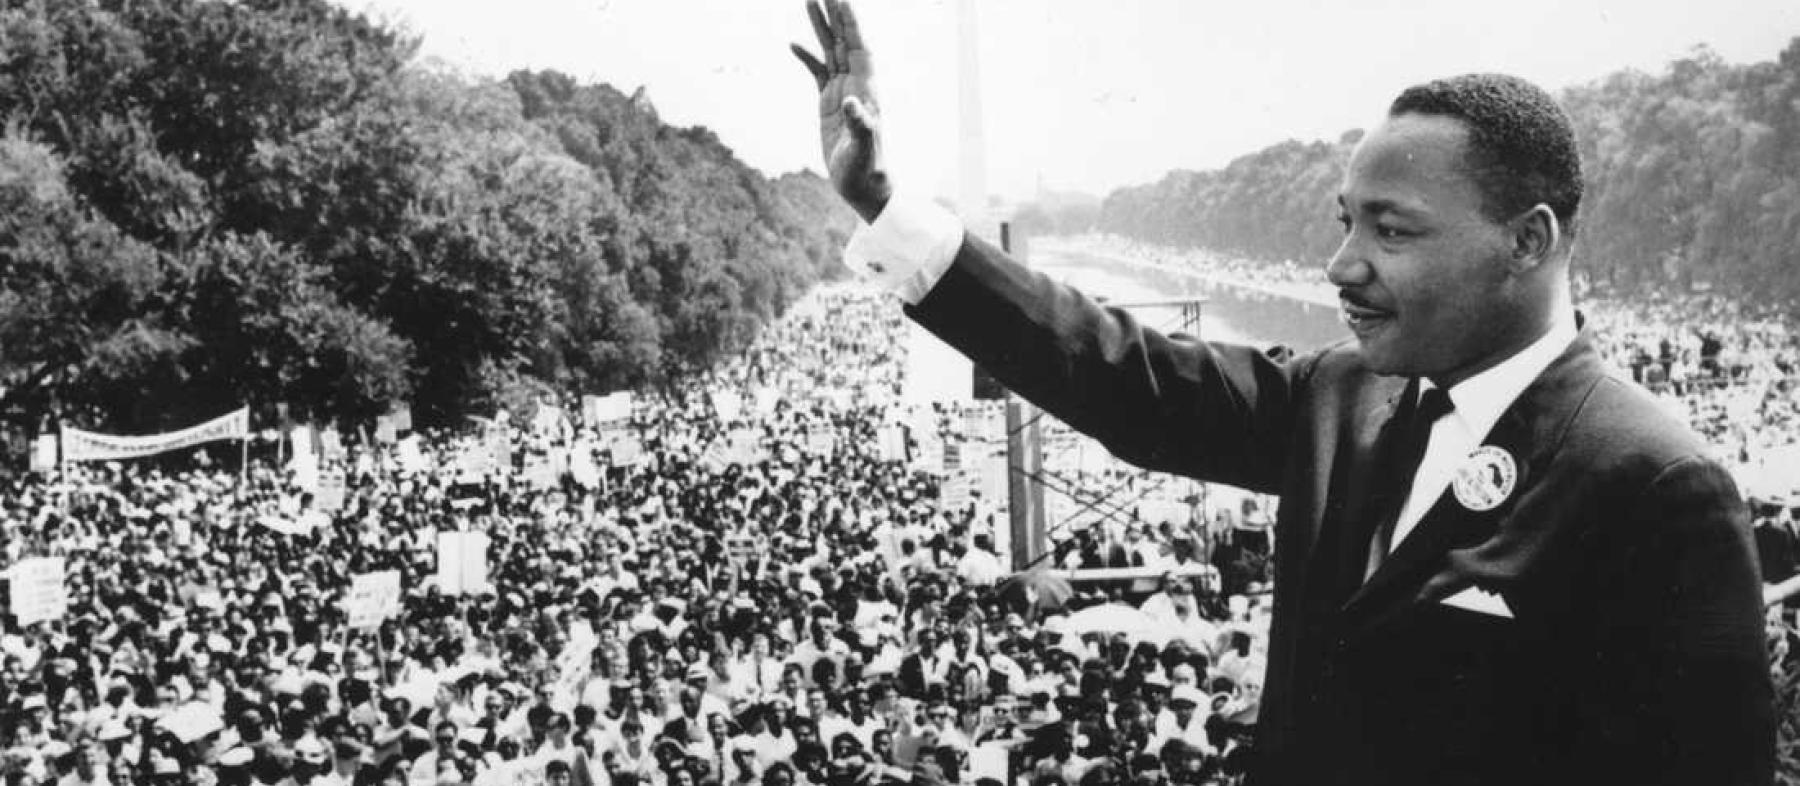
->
<box><xmin>1376</xmin><ymin>225</ymin><xmax>1409</xmax><ymax>240</ymax></box>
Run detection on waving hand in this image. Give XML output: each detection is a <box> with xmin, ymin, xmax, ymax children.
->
<box><xmin>791</xmin><ymin>0</ymin><xmax>891</xmax><ymax>222</ymax></box>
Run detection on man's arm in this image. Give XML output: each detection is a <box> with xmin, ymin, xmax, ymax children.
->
<box><xmin>904</xmin><ymin>234</ymin><xmax>1307</xmax><ymax>492</ymax></box>
<box><xmin>1595</xmin><ymin>456</ymin><xmax>1773</xmax><ymax>785</ymax></box>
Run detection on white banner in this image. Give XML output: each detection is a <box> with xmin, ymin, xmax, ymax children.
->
<box><xmin>344</xmin><ymin>570</ymin><xmax>402</xmax><ymax>630</ymax></box>
<box><xmin>9</xmin><ymin>558</ymin><xmax>68</xmax><ymax>627</ymax></box>
<box><xmin>62</xmin><ymin>408</ymin><xmax>248</xmax><ymax>463</ymax></box>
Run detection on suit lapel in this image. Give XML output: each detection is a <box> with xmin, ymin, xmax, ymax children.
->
<box><xmin>1297</xmin><ymin>376</ymin><xmax>1411</xmax><ymax>615</ymax></box>
<box><xmin>1338</xmin><ymin>329</ymin><xmax>1606</xmax><ymax>631</ymax></box>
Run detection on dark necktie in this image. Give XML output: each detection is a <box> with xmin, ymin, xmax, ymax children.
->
<box><xmin>1364</xmin><ymin>384</ymin><xmax>1455</xmax><ymax>580</ymax></box>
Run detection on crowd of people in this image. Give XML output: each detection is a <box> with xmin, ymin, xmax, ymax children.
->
<box><xmin>0</xmin><ymin>287</ymin><xmax>1276</xmax><ymax>785</ymax></box>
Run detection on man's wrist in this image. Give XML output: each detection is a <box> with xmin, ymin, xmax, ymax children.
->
<box><xmin>847</xmin><ymin>177</ymin><xmax>893</xmax><ymax>224</ymax></box>
<box><xmin>841</xmin><ymin>191</ymin><xmax>963</xmax><ymax>305</ymax></box>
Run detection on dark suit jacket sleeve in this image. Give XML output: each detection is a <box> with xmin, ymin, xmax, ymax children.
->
<box><xmin>1596</xmin><ymin>456</ymin><xmax>1773</xmax><ymax>785</ymax></box>
<box><xmin>903</xmin><ymin>233</ymin><xmax>1311</xmax><ymax>494</ymax></box>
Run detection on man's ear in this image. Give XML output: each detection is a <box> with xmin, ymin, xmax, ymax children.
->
<box><xmin>1509</xmin><ymin>205</ymin><xmax>1560</xmax><ymax>273</ymax></box>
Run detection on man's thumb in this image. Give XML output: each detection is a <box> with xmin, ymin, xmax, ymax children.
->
<box><xmin>841</xmin><ymin>96</ymin><xmax>878</xmax><ymax>140</ymax></box>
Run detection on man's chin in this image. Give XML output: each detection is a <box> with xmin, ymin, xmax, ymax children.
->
<box><xmin>1350</xmin><ymin>340</ymin><xmax>1417</xmax><ymax>379</ymax></box>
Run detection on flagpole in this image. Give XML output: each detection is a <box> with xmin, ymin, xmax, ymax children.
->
<box><xmin>239</xmin><ymin>433</ymin><xmax>248</xmax><ymax>487</ymax></box>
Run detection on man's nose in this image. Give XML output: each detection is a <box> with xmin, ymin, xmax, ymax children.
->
<box><xmin>1325</xmin><ymin>236</ymin><xmax>1372</xmax><ymax>289</ymax></box>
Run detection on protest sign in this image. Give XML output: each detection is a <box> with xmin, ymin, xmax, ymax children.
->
<box><xmin>29</xmin><ymin>435</ymin><xmax>56</xmax><ymax>474</ymax></box>
<box><xmin>522</xmin><ymin>453</ymin><xmax>557</xmax><ymax>490</ymax></box>
<box><xmin>726</xmin><ymin>533</ymin><xmax>758</xmax><ymax>563</ymax></box>
<box><xmin>583</xmin><ymin>392</ymin><xmax>634</xmax><ymax>424</ymax></box>
<box><xmin>489</xmin><ymin>427</ymin><xmax>512</xmax><ymax>473</ymax></box>
<box><xmin>315</xmin><ymin>469</ymin><xmax>347</xmax><ymax>512</ymax></box>
<box><xmin>62</xmin><ymin>408</ymin><xmax>248</xmax><ymax>463</ymax></box>
<box><xmin>569</xmin><ymin>443</ymin><xmax>600</xmax><ymax>488</ymax></box>
<box><xmin>804</xmin><ymin>427</ymin><xmax>834</xmax><ymax>457</ymax></box>
<box><xmin>533</xmin><ymin>402</ymin><xmax>568</xmax><ymax>438</ymax></box>
<box><xmin>437</xmin><ymin>532</ymin><xmax>490</xmax><ymax>595</ymax></box>
<box><xmin>191</xmin><ymin>589</ymin><xmax>225</xmax><ymax>613</ymax></box>
<box><xmin>754</xmin><ymin>386</ymin><xmax>780</xmax><ymax>417</ymax></box>
<box><xmin>170</xmin><ymin>514</ymin><xmax>194</xmax><ymax>547</ymax></box>
<box><xmin>344</xmin><ymin>570</ymin><xmax>402</xmax><ymax>630</ymax></box>
<box><xmin>941</xmin><ymin>472</ymin><xmax>975</xmax><ymax>513</ymax></box>
<box><xmin>878</xmin><ymin>425</ymin><xmax>907</xmax><ymax>463</ymax></box>
<box><xmin>609</xmin><ymin>436</ymin><xmax>644</xmax><ymax>467</ymax></box>
<box><xmin>320</xmin><ymin>427</ymin><xmax>345</xmax><ymax>461</ymax></box>
<box><xmin>289</xmin><ymin>425</ymin><xmax>315</xmax><ymax>464</ymax></box>
<box><xmin>969</xmin><ymin>745</ymin><xmax>1010</xmax><ymax>783</ymax></box>
<box><xmin>912</xmin><ymin>437</ymin><xmax>945</xmax><ymax>476</ymax></box>
<box><xmin>396</xmin><ymin>436</ymin><xmax>427</xmax><ymax>475</ymax></box>
<box><xmin>727</xmin><ymin>428</ymin><xmax>764</xmax><ymax>465</ymax></box>
<box><xmin>8</xmin><ymin>558</ymin><xmax>68</xmax><ymax>627</ymax></box>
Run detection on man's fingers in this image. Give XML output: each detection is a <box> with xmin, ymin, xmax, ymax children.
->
<box><xmin>791</xmin><ymin>44</ymin><xmax>828</xmax><ymax>89</ymax></box>
<box><xmin>836</xmin><ymin>0</ymin><xmax>866</xmax><ymax>53</ymax></box>
<box><xmin>806</xmin><ymin>0</ymin><xmax>839</xmax><ymax>72</ymax></box>
<box><xmin>827</xmin><ymin>0</ymin><xmax>851</xmax><ymax>75</ymax></box>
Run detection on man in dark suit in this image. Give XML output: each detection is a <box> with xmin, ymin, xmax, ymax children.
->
<box><xmin>792</xmin><ymin>2</ymin><xmax>1773</xmax><ymax>784</ymax></box>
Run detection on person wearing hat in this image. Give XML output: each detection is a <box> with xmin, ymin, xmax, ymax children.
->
<box><xmin>1149</xmin><ymin>687</ymin><xmax>1214</xmax><ymax>758</ymax></box>
<box><xmin>282</xmin><ymin>734</ymin><xmax>331</xmax><ymax>786</ymax></box>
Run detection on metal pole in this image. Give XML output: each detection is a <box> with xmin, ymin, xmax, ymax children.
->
<box><xmin>1001</xmin><ymin>222</ymin><xmax>1047</xmax><ymax>572</ymax></box>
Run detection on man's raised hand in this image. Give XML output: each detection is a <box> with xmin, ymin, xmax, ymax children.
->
<box><xmin>791</xmin><ymin>0</ymin><xmax>890</xmax><ymax>223</ymax></box>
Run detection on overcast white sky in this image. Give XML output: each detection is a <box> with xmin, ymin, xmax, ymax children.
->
<box><xmin>339</xmin><ymin>0</ymin><xmax>1800</xmax><ymax>203</ymax></box>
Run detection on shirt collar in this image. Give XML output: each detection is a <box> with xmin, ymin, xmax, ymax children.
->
<box><xmin>1424</xmin><ymin>311</ymin><xmax>1579</xmax><ymax>440</ymax></box>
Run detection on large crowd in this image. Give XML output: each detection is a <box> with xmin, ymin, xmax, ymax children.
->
<box><xmin>5</xmin><ymin>236</ymin><xmax>1797</xmax><ymax>785</ymax></box>
<box><xmin>0</xmin><ymin>286</ymin><xmax>1276</xmax><ymax>786</ymax></box>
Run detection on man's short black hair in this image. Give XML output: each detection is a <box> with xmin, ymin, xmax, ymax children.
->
<box><xmin>1389</xmin><ymin>73</ymin><xmax>1583</xmax><ymax>235</ymax></box>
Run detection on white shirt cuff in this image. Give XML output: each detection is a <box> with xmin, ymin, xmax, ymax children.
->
<box><xmin>842</xmin><ymin>193</ymin><xmax>965</xmax><ymax>305</ymax></box>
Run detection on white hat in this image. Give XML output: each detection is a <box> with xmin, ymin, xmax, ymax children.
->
<box><xmin>1169</xmin><ymin>686</ymin><xmax>1204</xmax><ymax>708</ymax></box>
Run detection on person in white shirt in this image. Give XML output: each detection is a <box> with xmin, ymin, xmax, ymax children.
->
<box><xmin>952</xmin><ymin>534</ymin><xmax>1003</xmax><ymax>587</ymax></box>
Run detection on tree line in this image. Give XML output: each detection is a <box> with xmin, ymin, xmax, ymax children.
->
<box><xmin>1059</xmin><ymin>40</ymin><xmax>1800</xmax><ymax>308</ymax></box>
<box><xmin>0</xmin><ymin>0</ymin><xmax>853</xmax><ymax>435</ymax></box>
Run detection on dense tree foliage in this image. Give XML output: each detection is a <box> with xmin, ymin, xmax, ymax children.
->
<box><xmin>1092</xmin><ymin>41</ymin><xmax>1800</xmax><ymax>307</ymax></box>
<box><xmin>0</xmin><ymin>0</ymin><xmax>853</xmax><ymax>432</ymax></box>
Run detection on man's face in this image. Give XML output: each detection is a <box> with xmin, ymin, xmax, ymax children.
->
<box><xmin>1330</xmin><ymin>113</ymin><xmax>1523</xmax><ymax>384</ymax></box>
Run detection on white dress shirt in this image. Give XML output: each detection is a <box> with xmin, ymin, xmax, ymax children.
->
<box><xmin>1388</xmin><ymin>313</ymin><xmax>1578</xmax><ymax>550</ymax></box>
